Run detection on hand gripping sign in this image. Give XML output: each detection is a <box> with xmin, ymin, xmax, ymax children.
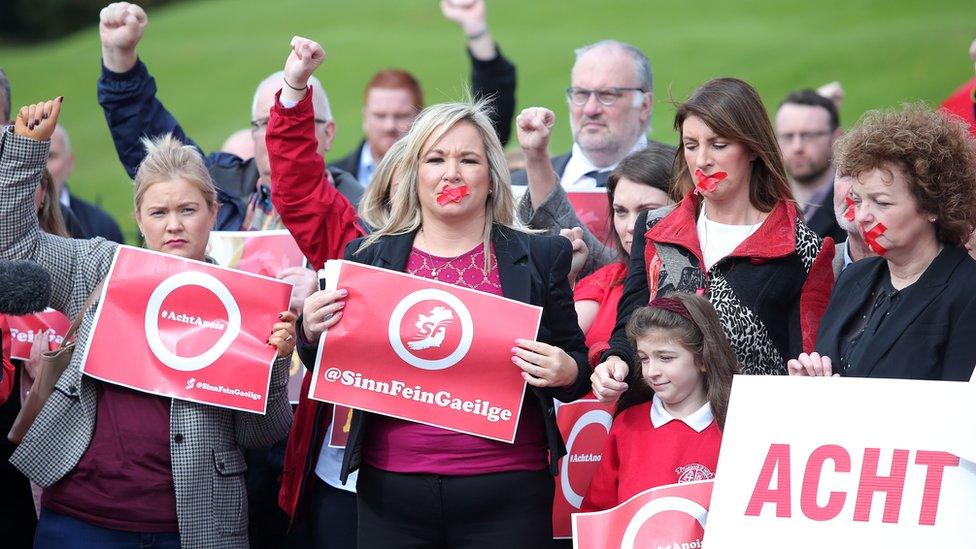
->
<box><xmin>703</xmin><ymin>375</ymin><xmax>976</xmax><ymax>548</ymax></box>
<box><xmin>4</xmin><ymin>309</ymin><xmax>70</xmax><ymax>360</ymax></box>
<box><xmin>572</xmin><ymin>479</ymin><xmax>713</xmax><ymax>549</ymax></box>
<box><xmin>80</xmin><ymin>246</ymin><xmax>293</xmax><ymax>413</ymax></box>
<box><xmin>308</xmin><ymin>260</ymin><xmax>543</xmax><ymax>443</ymax></box>
<box><xmin>553</xmin><ymin>399</ymin><xmax>616</xmax><ymax>539</ymax></box>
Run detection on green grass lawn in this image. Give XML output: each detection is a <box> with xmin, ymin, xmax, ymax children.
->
<box><xmin>2</xmin><ymin>0</ymin><xmax>972</xmax><ymax>240</ymax></box>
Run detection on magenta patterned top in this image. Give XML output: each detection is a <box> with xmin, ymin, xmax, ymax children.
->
<box><xmin>362</xmin><ymin>243</ymin><xmax>548</xmax><ymax>475</ymax></box>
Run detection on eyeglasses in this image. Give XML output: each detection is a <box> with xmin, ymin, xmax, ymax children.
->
<box><xmin>250</xmin><ymin>117</ymin><xmax>329</xmax><ymax>132</ymax></box>
<box><xmin>777</xmin><ymin>131</ymin><xmax>831</xmax><ymax>144</ymax></box>
<box><xmin>565</xmin><ymin>87</ymin><xmax>646</xmax><ymax>106</ymax></box>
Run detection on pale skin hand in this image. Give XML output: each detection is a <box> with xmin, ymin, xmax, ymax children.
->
<box><xmin>99</xmin><ymin>2</ymin><xmax>147</xmax><ymax>73</ymax></box>
<box><xmin>281</xmin><ymin>36</ymin><xmax>326</xmax><ymax>105</ymax></box>
<box><xmin>439</xmin><ymin>0</ymin><xmax>496</xmax><ymax>61</ymax></box>
<box><xmin>559</xmin><ymin>226</ymin><xmax>587</xmax><ymax>286</ymax></box>
<box><xmin>591</xmin><ymin>355</ymin><xmax>629</xmax><ymax>402</ymax></box>
<box><xmin>787</xmin><ymin>352</ymin><xmax>839</xmax><ymax>377</ymax></box>
<box><xmin>23</xmin><ymin>329</ymin><xmax>52</xmax><ymax>382</ymax></box>
<box><xmin>516</xmin><ymin>107</ymin><xmax>558</xmax><ymax>209</ymax></box>
<box><xmin>14</xmin><ymin>97</ymin><xmax>63</xmax><ymax>140</ymax></box>
<box><xmin>277</xmin><ymin>267</ymin><xmax>318</xmax><ymax>315</ymax></box>
<box><xmin>269</xmin><ymin>310</ymin><xmax>298</xmax><ymax>358</ymax></box>
<box><xmin>512</xmin><ymin>338</ymin><xmax>579</xmax><ymax>388</ymax></box>
<box><xmin>301</xmin><ymin>288</ymin><xmax>347</xmax><ymax>342</ymax></box>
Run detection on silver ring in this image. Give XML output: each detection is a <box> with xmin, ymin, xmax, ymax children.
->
<box><xmin>323</xmin><ymin>312</ymin><xmax>333</xmax><ymax>321</ymax></box>
<box><xmin>285</xmin><ymin>334</ymin><xmax>294</xmax><ymax>342</ymax></box>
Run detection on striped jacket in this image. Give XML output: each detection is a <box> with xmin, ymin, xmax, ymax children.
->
<box><xmin>0</xmin><ymin>128</ymin><xmax>292</xmax><ymax>548</ymax></box>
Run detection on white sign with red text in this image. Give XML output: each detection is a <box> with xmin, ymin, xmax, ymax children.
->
<box><xmin>309</xmin><ymin>260</ymin><xmax>541</xmax><ymax>443</ymax></box>
<box><xmin>703</xmin><ymin>375</ymin><xmax>976</xmax><ymax>548</ymax></box>
<box><xmin>573</xmin><ymin>480</ymin><xmax>713</xmax><ymax>549</ymax></box>
<box><xmin>553</xmin><ymin>399</ymin><xmax>616</xmax><ymax>538</ymax></box>
<box><xmin>4</xmin><ymin>309</ymin><xmax>70</xmax><ymax>360</ymax></box>
<box><xmin>80</xmin><ymin>246</ymin><xmax>293</xmax><ymax>413</ymax></box>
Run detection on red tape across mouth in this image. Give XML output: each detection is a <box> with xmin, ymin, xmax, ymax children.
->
<box><xmin>863</xmin><ymin>222</ymin><xmax>888</xmax><ymax>255</ymax></box>
<box><xmin>693</xmin><ymin>169</ymin><xmax>728</xmax><ymax>195</ymax></box>
<box><xmin>436</xmin><ymin>184</ymin><xmax>471</xmax><ymax>206</ymax></box>
<box><xmin>843</xmin><ymin>196</ymin><xmax>856</xmax><ymax>222</ymax></box>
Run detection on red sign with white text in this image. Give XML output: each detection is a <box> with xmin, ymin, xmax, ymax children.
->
<box><xmin>308</xmin><ymin>260</ymin><xmax>542</xmax><ymax>442</ymax></box>
<box><xmin>80</xmin><ymin>246</ymin><xmax>292</xmax><ymax>413</ymax></box>
<box><xmin>4</xmin><ymin>309</ymin><xmax>70</xmax><ymax>360</ymax></box>
<box><xmin>572</xmin><ymin>480</ymin><xmax>713</xmax><ymax>549</ymax></box>
<box><xmin>553</xmin><ymin>399</ymin><xmax>616</xmax><ymax>539</ymax></box>
<box><xmin>567</xmin><ymin>190</ymin><xmax>612</xmax><ymax>244</ymax></box>
<box><xmin>207</xmin><ymin>229</ymin><xmax>307</xmax><ymax>278</ymax></box>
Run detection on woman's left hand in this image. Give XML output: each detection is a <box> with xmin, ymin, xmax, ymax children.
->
<box><xmin>787</xmin><ymin>352</ymin><xmax>838</xmax><ymax>377</ymax></box>
<box><xmin>269</xmin><ymin>310</ymin><xmax>297</xmax><ymax>359</ymax></box>
<box><xmin>512</xmin><ymin>338</ymin><xmax>578</xmax><ymax>388</ymax></box>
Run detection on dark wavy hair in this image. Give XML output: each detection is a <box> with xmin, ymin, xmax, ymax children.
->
<box><xmin>605</xmin><ymin>142</ymin><xmax>676</xmax><ymax>259</ymax></box>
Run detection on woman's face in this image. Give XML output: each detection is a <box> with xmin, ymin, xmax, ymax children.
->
<box><xmin>613</xmin><ymin>177</ymin><xmax>670</xmax><ymax>255</ymax></box>
<box><xmin>850</xmin><ymin>165</ymin><xmax>937</xmax><ymax>258</ymax></box>
<box><xmin>136</xmin><ymin>179</ymin><xmax>217</xmax><ymax>261</ymax></box>
<box><xmin>681</xmin><ymin>115</ymin><xmax>755</xmax><ymax>201</ymax></box>
<box><xmin>416</xmin><ymin>121</ymin><xmax>491</xmax><ymax>224</ymax></box>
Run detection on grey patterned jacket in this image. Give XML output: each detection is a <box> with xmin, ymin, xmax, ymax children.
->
<box><xmin>0</xmin><ymin>128</ymin><xmax>292</xmax><ymax>548</ymax></box>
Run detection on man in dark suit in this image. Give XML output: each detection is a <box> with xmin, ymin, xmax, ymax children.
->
<box><xmin>775</xmin><ymin>89</ymin><xmax>846</xmax><ymax>243</ymax></box>
<box><xmin>48</xmin><ymin>125</ymin><xmax>126</xmax><ymax>243</ymax></box>
<box><xmin>333</xmin><ymin>0</ymin><xmax>517</xmax><ymax>187</ymax></box>
<box><xmin>510</xmin><ymin>40</ymin><xmax>655</xmax><ymax>190</ymax></box>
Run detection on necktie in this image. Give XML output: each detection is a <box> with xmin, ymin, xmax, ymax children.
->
<box><xmin>585</xmin><ymin>169</ymin><xmax>610</xmax><ymax>187</ymax></box>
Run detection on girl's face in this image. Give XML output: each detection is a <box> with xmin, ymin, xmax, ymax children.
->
<box><xmin>612</xmin><ymin>177</ymin><xmax>670</xmax><ymax>256</ymax></box>
<box><xmin>681</xmin><ymin>115</ymin><xmax>755</xmax><ymax>201</ymax></box>
<box><xmin>636</xmin><ymin>331</ymin><xmax>707</xmax><ymax>415</ymax></box>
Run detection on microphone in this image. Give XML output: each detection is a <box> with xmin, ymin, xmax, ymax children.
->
<box><xmin>0</xmin><ymin>260</ymin><xmax>52</xmax><ymax>316</ymax></box>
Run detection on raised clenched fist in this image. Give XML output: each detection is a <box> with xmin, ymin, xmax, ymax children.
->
<box><xmin>99</xmin><ymin>2</ymin><xmax>147</xmax><ymax>52</ymax></box>
<box><xmin>516</xmin><ymin>107</ymin><xmax>555</xmax><ymax>154</ymax></box>
<box><xmin>14</xmin><ymin>97</ymin><xmax>63</xmax><ymax>142</ymax></box>
<box><xmin>284</xmin><ymin>36</ymin><xmax>326</xmax><ymax>92</ymax></box>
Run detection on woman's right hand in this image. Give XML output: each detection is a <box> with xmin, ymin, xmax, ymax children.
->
<box><xmin>301</xmin><ymin>288</ymin><xmax>347</xmax><ymax>342</ymax></box>
<box><xmin>591</xmin><ymin>355</ymin><xmax>630</xmax><ymax>402</ymax></box>
<box><xmin>14</xmin><ymin>97</ymin><xmax>63</xmax><ymax>141</ymax></box>
<box><xmin>787</xmin><ymin>352</ymin><xmax>838</xmax><ymax>377</ymax></box>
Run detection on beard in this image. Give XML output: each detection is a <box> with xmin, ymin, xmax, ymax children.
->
<box><xmin>788</xmin><ymin>157</ymin><xmax>832</xmax><ymax>185</ymax></box>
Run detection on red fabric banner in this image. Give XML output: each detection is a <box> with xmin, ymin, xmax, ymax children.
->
<box><xmin>573</xmin><ymin>480</ymin><xmax>713</xmax><ymax>549</ymax></box>
<box><xmin>80</xmin><ymin>246</ymin><xmax>293</xmax><ymax>413</ymax></box>
<box><xmin>553</xmin><ymin>399</ymin><xmax>616</xmax><ymax>539</ymax></box>
<box><xmin>4</xmin><ymin>309</ymin><xmax>70</xmax><ymax>360</ymax></box>
<box><xmin>309</xmin><ymin>260</ymin><xmax>542</xmax><ymax>442</ymax></box>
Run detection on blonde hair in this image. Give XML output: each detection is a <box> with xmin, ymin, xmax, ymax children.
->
<box><xmin>134</xmin><ymin>134</ymin><xmax>219</xmax><ymax>211</ymax></box>
<box><xmin>359</xmin><ymin>137</ymin><xmax>408</xmax><ymax>230</ymax></box>
<box><xmin>358</xmin><ymin>99</ymin><xmax>520</xmax><ymax>264</ymax></box>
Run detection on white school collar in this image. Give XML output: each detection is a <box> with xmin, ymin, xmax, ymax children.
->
<box><xmin>650</xmin><ymin>394</ymin><xmax>714</xmax><ymax>433</ymax></box>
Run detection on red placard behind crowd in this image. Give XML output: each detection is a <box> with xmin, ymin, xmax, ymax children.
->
<box><xmin>80</xmin><ymin>246</ymin><xmax>292</xmax><ymax>413</ymax></box>
<box><xmin>4</xmin><ymin>309</ymin><xmax>70</xmax><ymax>360</ymax></box>
<box><xmin>309</xmin><ymin>260</ymin><xmax>542</xmax><ymax>443</ymax></box>
<box><xmin>567</xmin><ymin>190</ymin><xmax>612</xmax><ymax>244</ymax></box>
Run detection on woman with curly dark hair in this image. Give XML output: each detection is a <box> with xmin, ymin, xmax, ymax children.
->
<box><xmin>789</xmin><ymin>103</ymin><xmax>976</xmax><ymax>381</ymax></box>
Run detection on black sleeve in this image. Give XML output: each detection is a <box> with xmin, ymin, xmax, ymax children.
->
<box><xmin>540</xmin><ymin>236</ymin><xmax>591</xmax><ymax>402</ymax></box>
<box><xmin>600</xmin><ymin>210</ymin><xmax>651</xmax><ymax>368</ymax></box>
<box><xmin>470</xmin><ymin>45</ymin><xmax>516</xmax><ymax>147</ymax></box>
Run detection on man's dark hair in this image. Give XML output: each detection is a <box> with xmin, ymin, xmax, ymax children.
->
<box><xmin>778</xmin><ymin>89</ymin><xmax>840</xmax><ymax>130</ymax></box>
<box><xmin>0</xmin><ymin>69</ymin><xmax>10</xmax><ymax>123</ymax></box>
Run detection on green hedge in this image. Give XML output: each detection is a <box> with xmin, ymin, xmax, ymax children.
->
<box><xmin>0</xmin><ymin>0</ymin><xmax>182</xmax><ymax>43</ymax></box>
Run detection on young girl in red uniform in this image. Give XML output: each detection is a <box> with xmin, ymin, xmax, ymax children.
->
<box><xmin>582</xmin><ymin>293</ymin><xmax>738</xmax><ymax>511</ymax></box>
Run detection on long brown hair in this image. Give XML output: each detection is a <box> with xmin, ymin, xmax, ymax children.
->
<box><xmin>37</xmin><ymin>169</ymin><xmax>69</xmax><ymax>237</ymax></box>
<box><xmin>617</xmin><ymin>293</ymin><xmax>738</xmax><ymax>429</ymax></box>
<box><xmin>671</xmin><ymin>77</ymin><xmax>793</xmax><ymax>212</ymax></box>
<box><xmin>605</xmin><ymin>142</ymin><xmax>676</xmax><ymax>260</ymax></box>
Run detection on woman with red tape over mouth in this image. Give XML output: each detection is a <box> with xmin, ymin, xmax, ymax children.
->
<box><xmin>591</xmin><ymin>77</ymin><xmax>836</xmax><ymax>405</ymax></box>
<box><xmin>790</xmin><ymin>104</ymin><xmax>976</xmax><ymax>381</ymax></box>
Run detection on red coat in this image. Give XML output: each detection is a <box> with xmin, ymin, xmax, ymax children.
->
<box><xmin>266</xmin><ymin>88</ymin><xmax>365</xmax><ymax>521</ymax></box>
<box><xmin>0</xmin><ymin>316</ymin><xmax>14</xmax><ymax>404</ymax></box>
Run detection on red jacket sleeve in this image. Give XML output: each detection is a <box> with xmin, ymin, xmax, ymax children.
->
<box><xmin>267</xmin><ymin>88</ymin><xmax>364</xmax><ymax>269</ymax></box>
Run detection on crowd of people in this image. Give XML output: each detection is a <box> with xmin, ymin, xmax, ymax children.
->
<box><xmin>1</xmin><ymin>1</ymin><xmax>975</xmax><ymax>548</ymax></box>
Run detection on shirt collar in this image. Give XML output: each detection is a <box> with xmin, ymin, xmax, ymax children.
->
<box><xmin>650</xmin><ymin>394</ymin><xmax>714</xmax><ymax>432</ymax></box>
<box><xmin>561</xmin><ymin>134</ymin><xmax>648</xmax><ymax>188</ymax></box>
<box><xmin>357</xmin><ymin>143</ymin><xmax>376</xmax><ymax>185</ymax></box>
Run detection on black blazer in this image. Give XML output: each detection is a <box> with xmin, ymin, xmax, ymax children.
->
<box><xmin>815</xmin><ymin>244</ymin><xmax>976</xmax><ymax>380</ymax></box>
<box><xmin>297</xmin><ymin>224</ymin><xmax>590</xmax><ymax>482</ymax></box>
<box><xmin>805</xmin><ymin>187</ymin><xmax>846</xmax><ymax>244</ymax></box>
<box><xmin>509</xmin><ymin>152</ymin><xmax>572</xmax><ymax>186</ymax></box>
<box><xmin>331</xmin><ymin>140</ymin><xmax>364</xmax><ymax>181</ymax></box>
<box><xmin>68</xmin><ymin>193</ymin><xmax>125</xmax><ymax>243</ymax></box>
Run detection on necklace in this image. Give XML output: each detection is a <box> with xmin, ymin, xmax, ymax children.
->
<box><xmin>417</xmin><ymin>230</ymin><xmax>474</xmax><ymax>278</ymax></box>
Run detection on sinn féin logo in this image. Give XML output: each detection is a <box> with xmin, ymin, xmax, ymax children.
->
<box><xmin>388</xmin><ymin>289</ymin><xmax>473</xmax><ymax>371</ymax></box>
<box><xmin>144</xmin><ymin>271</ymin><xmax>242</xmax><ymax>372</ymax></box>
<box><xmin>676</xmin><ymin>464</ymin><xmax>714</xmax><ymax>483</ymax></box>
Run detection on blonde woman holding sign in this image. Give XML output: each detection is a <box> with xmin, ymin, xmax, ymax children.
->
<box><xmin>0</xmin><ymin>98</ymin><xmax>295</xmax><ymax>548</ymax></box>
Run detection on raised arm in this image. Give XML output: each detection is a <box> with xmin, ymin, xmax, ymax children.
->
<box><xmin>268</xmin><ymin>37</ymin><xmax>364</xmax><ymax>270</ymax></box>
<box><xmin>441</xmin><ymin>0</ymin><xmax>517</xmax><ymax>145</ymax></box>
<box><xmin>1</xmin><ymin>99</ymin><xmax>117</xmax><ymax>317</ymax></box>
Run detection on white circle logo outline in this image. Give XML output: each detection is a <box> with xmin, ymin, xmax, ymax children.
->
<box><xmin>144</xmin><ymin>271</ymin><xmax>242</xmax><ymax>372</ymax></box>
<box><xmin>619</xmin><ymin>496</ymin><xmax>708</xmax><ymax>549</ymax></box>
<box><xmin>561</xmin><ymin>408</ymin><xmax>613</xmax><ymax>509</ymax></box>
<box><xmin>388</xmin><ymin>289</ymin><xmax>473</xmax><ymax>371</ymax></box>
